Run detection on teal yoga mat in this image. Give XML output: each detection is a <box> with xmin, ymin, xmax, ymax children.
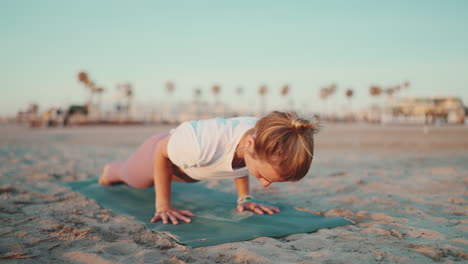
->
<box><xmin>66</xmin><ymin>178</ymin><xmax>351</xmax><ymax>247</ymax></box>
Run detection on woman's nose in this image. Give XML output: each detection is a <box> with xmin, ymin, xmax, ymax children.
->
<box><xmin>262</xmin><ymin>181</ymin><xmax>271</xmax><ymax>188</ymax></box>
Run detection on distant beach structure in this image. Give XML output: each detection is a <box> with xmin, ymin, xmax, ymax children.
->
<box><xmin>381</xmin><ymin>96</ymin><xmax>466</xmax><ymax>125</ymax></box>
<box><xmin>258</xmin><ymin>84</ymin><xmax>268</xmax><ymax>116</ymax></box>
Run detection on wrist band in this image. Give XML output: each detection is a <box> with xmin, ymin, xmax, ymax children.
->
<box><xmin>237</xmin><ymin>195</ymin><xmax>255</xmax><ymax>205</ymax></box>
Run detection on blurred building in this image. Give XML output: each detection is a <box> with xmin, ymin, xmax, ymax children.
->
<box><xmin>381</xmin><ymin>97</ymin><xmax>466</xmax><ymax>125</ymax></box>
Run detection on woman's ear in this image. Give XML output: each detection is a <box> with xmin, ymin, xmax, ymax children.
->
<box><xmin>246</xmin><ymin>135</ymin><xmax>255</xmax><ymax>154</ymax></box>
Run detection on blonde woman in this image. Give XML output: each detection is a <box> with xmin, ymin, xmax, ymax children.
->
<box><xmin>99</xmin><ymin>111</ymin><xmax>318</xmax><ymax>225</ymax></box>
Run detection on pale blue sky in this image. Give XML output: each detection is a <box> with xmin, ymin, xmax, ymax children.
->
<box><xmin>1</xmin><ymin>0</ymin><xmax>467</xmax><ymax>115</ymax></box>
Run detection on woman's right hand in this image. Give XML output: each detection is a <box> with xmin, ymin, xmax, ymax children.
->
<box><xmin>151</xmin><ymin>207</ymin><xmax>195</xmax><ymax>225</ymax></box>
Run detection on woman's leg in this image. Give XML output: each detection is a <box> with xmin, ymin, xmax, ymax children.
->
<box><xmin>101</xmin><ymin>133</ymin><xmax>169</xmax><ymax>189</ymax></box>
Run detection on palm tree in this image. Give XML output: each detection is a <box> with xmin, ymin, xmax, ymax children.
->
<box><xmin>125</xmin><ymin>83</ymin><xmax>133</xmax><ymax>119</ymax></box>
<box><xmin>212</xmin><ymin>84</ymin><xmax>221</xmax><ymax>102</ymax></box>
<box><xmin>319</xmin><ymin>87</ymin><xmax>329</xmax><ymax>118</ymax></box>
<box><xmin>78</xmin><ymin>72</ymin><xmax>89</xmax><ymax>84</ymax></box>
<box><xmin>236</xmin><ymin>86</ymin><xmax>243</xmax><ymax>96</ymax></box>
<box><xmin>194</xmin><ymin>88</ymin><xmax>203</xmax><ymax>119</ymax></box>
<box><xmin>95</xmin><ymin>86</ymin><xmax>105</xmax><ymax>120</ymax></box>
<box><xmin>369</xmin><ymin>85</ymin><xmax>382</xmax><ymax>97</ymax></box>
<box><xmin>394</xmin><ymin>84</ymin><xmax>401</xmax><ymax>94</ymax></box>
<box><xmin>319</xmin><ymin>83</ymin><xmax>337</xmax><ymax>120</ymax></box>
<box><xmin>211</xmin><ymin>84</ymin><xmax>222</xmax><ymax>116</ymax></box>
<box><xmin>26</xmin><ymin>103</ymin><xmax>39</xmax><ymax>125</ymax></box>
<box><xmin>369</xmin><ymin>85</ymin><xmax>383</xmax><ymax>122</ymax></box>
<box><xmin>402</xmin><ymin>80</ymin><xmax>410</xmax><ymax>98</ymax></box>
<box><xmin>236</xmin><ymin>86</ymin><xmax>244</xmax><ymax>115</ymax></box>
<box><xmin>165</xmin><ymin>81</ymin><xmax>175</xmax><ymax>94</ymax></box>
<box><xmin>117</xmin><ymin>82</ymin><xmax>133</xmax><ymax>120</ymax></box>
<box><xmin>345</xmin><ymin>88</ymin><xmax>354</xmax><ymax>119</ymax></box>
<box><xmin>384</xmin><ymin>87</ymin><xmax>396</xmax><ymax>113</ymax></box>
<box><xmin>345</xmin><ymin>88</ymin><xmax>354</xmax><ymax>99</ymax></box>
<box><xmin>165</xmin><ymin>81</ymin><xmax>175</xmax><ymax>121</ymax></box>
<box><xmin>258</xmin><ymin>84</ymin><xmax>268</xmax><ymax>116</ymax></box>
<box><xmin>281</xmin><ymin>84</ymin><xmax>290</xmax><ymax>111</ymax></box>
<box><xmin>328</xmin><ymin>83</ymin><xmax>337</xmax><ymax>119</ymax></box>
<box><xmin>77</xmin><ymin>71</ymin><xmax>92</xmax><ymax>104</ymax></box>
<box><xmin>384</xmin><ymin>87</ymin><xmax>395</xmax><ymax>97</ymax></box>
<box><xmin>78</xmin><ymin>72</ymin><xmax>105</xmax><ymax>119</ymax></box>
<box><xmin>194</xmin><ymin>88</ymin><xmax>202</xmax><ymax>100</ymax></box>
<box><xmin>393</xmin><ymin>84</ymin><xmax>402</xmax><ymax>105</ymax></box>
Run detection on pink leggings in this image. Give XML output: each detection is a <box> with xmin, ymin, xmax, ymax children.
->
<box><xmin>105</xmin><ymin>132</ymin><xmax>168</xmax><ymax>189</ymax></box>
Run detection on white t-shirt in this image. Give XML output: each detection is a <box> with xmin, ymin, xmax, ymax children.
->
<box><xmin>167</xmin><ymin>117</ymin><xmax>258</xmax><ymax>180</ymax></box>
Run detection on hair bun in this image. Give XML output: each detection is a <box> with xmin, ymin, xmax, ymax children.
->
<box><xmin>291</xmin><ymin>118</ymin><xmax>319</xmax><ymax>134</ymax></box>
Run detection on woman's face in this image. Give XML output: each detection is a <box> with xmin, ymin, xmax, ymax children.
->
<box><xmin>244</xmin><ymin>137</ymin><xmax>283</xmax><ymax>187</ymax></box>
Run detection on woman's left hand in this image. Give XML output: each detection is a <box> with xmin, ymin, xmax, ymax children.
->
<box><xmin>237</xmin><ymin>202</ymin><xmax>280</xmax><ymax>215</ymax></box>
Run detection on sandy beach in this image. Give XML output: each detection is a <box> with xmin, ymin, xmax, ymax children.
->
<box><xmin>1</xmin><ymin>123</ymin><xmax>467</xmax><ymax>263</ymax></box>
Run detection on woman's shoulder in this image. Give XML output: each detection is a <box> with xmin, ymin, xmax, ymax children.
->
<box><xmin>175</xmin><ymin>116</ymin><xmax>258</xmax><ymax>135</ymax></box>
<box><xmin>228</xmin><ymin>116</ymin><xmax>259</xmax><ymax>124</ymax></box>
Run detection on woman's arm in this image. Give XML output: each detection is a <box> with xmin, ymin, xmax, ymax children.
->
<box><xmin>234</xmin><ymin>176</ymin><xmax>280</xmax><ymax>215</ymax></box>
<box><xmin>234</xmin><ymin>175</ymin><xmax>250</xmax><ymax>198</ymax></box>
<box><xmin>153</xmin><ymin>136</ymin><xmax>173</xmax><ymax>211</ymax></box>
<box><xmin>150</xmin><ymin>135</ymin><xmax>194</xmax><ymax>225</ymax></box>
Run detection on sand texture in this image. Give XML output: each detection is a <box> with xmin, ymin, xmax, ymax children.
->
<box><xmin>1</xmin><ymin>124</ymin><xmax>467</xmax><ymax>263</ymax></box>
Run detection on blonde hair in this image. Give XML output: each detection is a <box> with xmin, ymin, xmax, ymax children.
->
<box><xmin>253</xmin><ymin>111</ymin><xmax>319</xmax><ymax>181</ymax></box>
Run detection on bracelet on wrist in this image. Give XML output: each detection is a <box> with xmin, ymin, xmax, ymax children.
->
<box><xmin>237</xmin><ymin>195</ymin><xmax>255</xmax><ymax>204</ymax></box>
